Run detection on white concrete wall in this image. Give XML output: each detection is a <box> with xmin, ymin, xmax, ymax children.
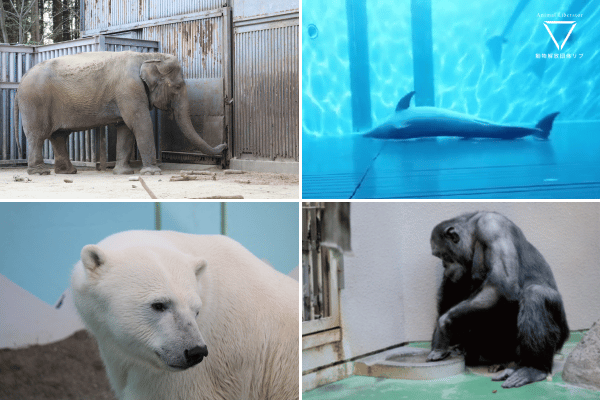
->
<box><xmin>341</xmin><ymin>202</ymin><xmax>600</xmax><ymax>359</ymax></box>
<box><xmin>341</xmin><ymin>203</ymin><xmax>407</xmax><ymax>358</ymax></box>
<box><xmin>0</xmin><ymin>275</ymin><xmax>84</xmax><ymax>348</ymax></box>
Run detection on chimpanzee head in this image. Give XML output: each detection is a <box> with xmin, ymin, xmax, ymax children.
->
<box><xmin>430</xmin><ymin>212</ymin><xmax>478</xmax><ymax>267</ymax></box>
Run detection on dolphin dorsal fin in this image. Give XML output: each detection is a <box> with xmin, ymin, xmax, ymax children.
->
<box><xmin>396</xmin><ymin>91</ymin><xmax>416</xmax><ymax>112</ymax></box>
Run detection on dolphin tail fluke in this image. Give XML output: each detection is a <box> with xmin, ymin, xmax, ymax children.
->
<box><xmin>534</xmin><ymin>112</ymin><xmax>560</xmax><ymax>139</ymax></box>
<box><xmin>486</xmin><ymin>36</ymin><xmax>506</xmax><ymax>66</ymax></box>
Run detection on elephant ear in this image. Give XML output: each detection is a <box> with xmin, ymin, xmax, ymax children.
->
<box><xmin>140</xmin><ymin>59</ymin><xmax>163</xmax><ymax>92</ymax></box>
<box><xmin>140</xmin><ymin>56</ymin><xmax>180</xmax><ymax>88</ymax></box>
<box><xmin>140</xmin><ymin>56</ymin><xmax>181</xmax><ymax>111</ymax></box>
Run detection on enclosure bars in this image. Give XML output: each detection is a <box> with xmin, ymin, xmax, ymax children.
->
<box><xmin>302</xmin><ymin>203</ymin><xmax>332</xmax><ymax>323</ymax></box>
<box><xmin>0</xmin><ymin>46</ymin><xmax>33</xmax><ymax>164</ymax></box>
<box><xmin>346</xmin><ymin>0</ymin><xmax>372</xmax><ymax>132</ymax></box>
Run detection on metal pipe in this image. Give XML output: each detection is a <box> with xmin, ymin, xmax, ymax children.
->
<box><xmin>220</xmin><ymin>202</ymin><xmax>227</xmax><ymax>235</ymax></box>
<box><xmin>154</xmin><ymin>203</ymin><xmax>161</xmax><ymax>230</ymax></box>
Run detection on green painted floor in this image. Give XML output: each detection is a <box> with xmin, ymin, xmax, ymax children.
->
<box><xmin>303</xmin><ymin>332</ymin><xmax>599</xmax><ymax>400</ymax></box>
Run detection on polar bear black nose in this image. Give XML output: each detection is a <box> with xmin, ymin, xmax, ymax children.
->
<box><xmin>185</xmin><ymin>345</ymin><xmax>208</xmax><ymax>366</ymax></box>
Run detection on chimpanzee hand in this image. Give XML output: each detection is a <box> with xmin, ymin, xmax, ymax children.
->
<box><xmin>426</xmin><ymin>349</ymin><xmax>450</xmax><ymax>362</ymax></box>
<box><xmin>438</xmin><ymin>312</ymin><xmax>451</xmax><ymax>333</ymax></box>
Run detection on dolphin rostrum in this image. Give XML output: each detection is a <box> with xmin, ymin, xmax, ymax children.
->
<box><xmin>364</xmin><ymin>91</ymin><xmax>559</xmax><ymax>141</ymax></box>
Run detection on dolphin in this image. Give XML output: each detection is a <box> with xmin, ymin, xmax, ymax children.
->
<box><xmin>486</xmin><ymin>0</ymin><xmax>532</xmax><ymax>66</ymax></box>
<box><xmin>363</xmin><ymin>91</ymin><xmax>559</xmax><ymax>141</ymax></box>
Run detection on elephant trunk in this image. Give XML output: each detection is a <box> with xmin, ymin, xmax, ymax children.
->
<box><xmin>173</xmin><ymin>86</ymin><xmax>227</xmax><ymax>156</ymax></box>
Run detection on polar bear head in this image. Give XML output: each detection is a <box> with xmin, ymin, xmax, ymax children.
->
<box><xmin>72</xmin><ymin>243</ymin><xmax>209</xmax><ymax>372</ymax></box>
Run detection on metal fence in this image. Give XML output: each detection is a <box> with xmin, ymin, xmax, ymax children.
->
<box><xmin>233</xmin><ymin>14</ymin><xmax>299</xmax><ymax>161</ymax></box>
<box><xmin>0</xmin><ymin>36</ymin><xmax>159</xmax><ymax>166</ymax></box>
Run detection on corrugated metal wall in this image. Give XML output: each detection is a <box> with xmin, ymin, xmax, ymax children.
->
<box><xmin>0</xmin><ymin>47</ymin><xmax>33</xmax><ymax>162</ymax></box>
<box><xmin>233</xmin><ymin>16</ymin><xmax>299</xmax><ymax>161</ymax></box>
<box><xmin>84</xmin><ymin>0</ymin><xmax>224</xmax><ymax>31</ymax></box>
<box><xmin>0</xmin><ymin>37</ymin><xmax>159</xmax><ymax>165</ymax></box>
<box><xmin>141</xmin><ymin>17</ymin><xmax>224</xmax><ymax>79</ymax></box>
<box><xmin>80</xmin><ymin>0</ymin><xmax>299</xmax><ymax>163</ymax></box>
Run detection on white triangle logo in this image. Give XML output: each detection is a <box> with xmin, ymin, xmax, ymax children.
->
<box><xmin>543</xmin><ymin>21</ymin><xmax>577</xmax><ymax>50</ymax></box>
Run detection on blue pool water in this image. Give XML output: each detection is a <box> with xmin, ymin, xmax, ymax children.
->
<box><xmin>302</xmin><ymin>0</ymin><xmax>600</xmax><ymax>198</ymax></box>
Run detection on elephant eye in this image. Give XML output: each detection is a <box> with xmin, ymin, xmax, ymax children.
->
<box><xmin>151</xmin><ymin>302</ymin><xmax>168</xmax><ymax>312</ymax></box>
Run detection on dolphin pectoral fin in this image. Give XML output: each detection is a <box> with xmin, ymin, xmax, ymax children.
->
<box><xmin>533</xmin><ymin>112</ymin><xmax>560</xmax><ymax>140</ymax></box>
<box><xmin>486</xmin><ymin>36</ymin><xmax>505</xmax><ymax>66</ymax></box>
<box><xmin>396</xmin><ymin>91</ymin><xmax>416</xmax><ymax>112</ymax></box>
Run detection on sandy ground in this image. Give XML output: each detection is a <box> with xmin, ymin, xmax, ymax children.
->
<box><xmin>0</xmin><ymin>166</ymin><xmax>299</xmax><ymax>200</ymax></box>
<box><xmin>0</xmin><ymin>330</ymin><xmax>116</xmax><ymax>400</ymax></box>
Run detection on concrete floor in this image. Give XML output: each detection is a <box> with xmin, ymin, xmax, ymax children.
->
<box><xmin>302</xmin><ymin>121</ymin><xmax>600</xmax><ymax>199</ymax></box>
<box><xmin>303</xmin><ymin>332</ymin><xmax>598</xmax><ymax>399</ymax></box>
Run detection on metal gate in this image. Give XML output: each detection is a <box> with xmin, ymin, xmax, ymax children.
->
<box><xmin>234</xmin><ymin>14</ymin><xmax>299</xmax><ymax>161</ymax></box>
<box><xmin>0</xmin><ymin>36</ymin><xmax>159</xmax><ymax>167</ymax></box>
<box><xmin>81</xmin><ymin>4</ymin><xmax>233</xmax><ymax>166</ymax></box>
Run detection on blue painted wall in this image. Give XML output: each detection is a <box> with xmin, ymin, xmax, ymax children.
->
<box><xmin>0</xmin><ymin>202</ymin><xmax>298</xmax><ymax>305</ymax></box>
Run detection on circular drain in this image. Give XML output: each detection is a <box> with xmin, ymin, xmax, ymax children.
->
<box><xmin>307</xmin><ymin>24</ymin><xmax>319</xmax><ymax>39</ymax></box>
<box><xmin>355</xmin><ymin>347</ymin><xmax>465</xmax><ymax>380</ymax></box>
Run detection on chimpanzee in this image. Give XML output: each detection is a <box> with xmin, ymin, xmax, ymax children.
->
<box><xmin>427</xmin><ymin>211</ymin><xmax>569</xmax><ymax>388</ymax></box>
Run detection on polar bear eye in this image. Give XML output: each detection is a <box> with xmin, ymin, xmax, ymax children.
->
<box><xmin>151</xmin><ymin>302</ymin><xmax>167</xmax><ymax>312</ymax></box>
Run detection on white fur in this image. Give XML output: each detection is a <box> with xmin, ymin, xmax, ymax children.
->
<box><xmin>71</xmin><ymin>230</ymin><xmax>299</xmax><ymax>400</ymax></box>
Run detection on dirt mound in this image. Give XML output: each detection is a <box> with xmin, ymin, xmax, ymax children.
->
<box><xmin>0</xmin><ymin>330</ymin><xmax>116</xmax><ymax>400</ymax></box>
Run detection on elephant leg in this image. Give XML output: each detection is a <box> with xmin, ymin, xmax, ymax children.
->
<box><xmin>113</xmin><ymin>124</ymin><xmax>135</xmax><ymax>175</ymax></box>
<box><xmin>27</xmin><ymin>135</ymin><xmax>51</xmax><ymax>175</ymax></box>
<box><xmin>50</xmin><ymin>132</ymin><xmax>77</xmax><ymax>174</ymax></box>
<box><xmin>122</xmin><ymin>108</ymin><xmax>161</xmax><ymax>175</ymax></box>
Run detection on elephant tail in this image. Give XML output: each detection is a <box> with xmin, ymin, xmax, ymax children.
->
<box><xmin>14</xmin><ymin>92</ymin><xmax>23</xmax><ymax>159</ymax></box>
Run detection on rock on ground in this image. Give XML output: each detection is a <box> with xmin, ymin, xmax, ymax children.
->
<box><xmin>562</xmin><ymin>320</ymin><xmax>600</xmax><ymax>391</ymax></box>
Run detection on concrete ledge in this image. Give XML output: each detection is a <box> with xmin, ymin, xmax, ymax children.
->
<box><xmin>230</xmin><ymin>158</ymin><xmax>299</xmax><ymax>174</ymax></box>
<box><xmin>303</xmin><ymin>362</ymin><xmax>354</xmax><ymax>392</ymax></box>
<box><xmin>354</xmin><ymin>347</ymin><xmax>465</xmax><ymax>380</ymax></box>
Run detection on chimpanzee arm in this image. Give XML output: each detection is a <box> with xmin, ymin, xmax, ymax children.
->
<box><xmin>428</xmin><ymin>284</ymin><xmax>502</xmax><ymax>362</ymax></box>
<box><xmin>476</xmin><ymin>214</ymin><xmax>521</xmax><ymax>301</ymax></box>
<box><xmin>438</xmin><ymin>284</ymin><xmax>501</xmax><ymax>332</ymax></box>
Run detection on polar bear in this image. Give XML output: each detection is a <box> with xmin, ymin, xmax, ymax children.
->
<box><xmin>71</xmin><ymin>230</ymin><xmax>299</xmax><ymax>400</ymax></box>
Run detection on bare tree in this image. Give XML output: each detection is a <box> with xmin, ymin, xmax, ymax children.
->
<box><xmin>2</xmin><ymin>0</ymin><xmax>79</xmax><ymax>44</ymax></box>
<box><xmin>52</xmin><ymin>0</ymin><xmax>61</xmax><ymax>41</ymax></box>
<box><xmin>31</xmin><ymin>0</ymin><xmax>40</xmax><ymax>42</ymax></box>
<box><xmin>5</xmin><ymin>0</ymin><xmax>37</xmax><ymax>43</ymax></box>
<box><xmin>1</xmin><ymin>3</ymin><xmax>11</xmax><ymax>43</ymax></box>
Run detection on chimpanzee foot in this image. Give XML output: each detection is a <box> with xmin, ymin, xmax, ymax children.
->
<box><xmin>426</xmin><ymin>349</ymin><xmax>450</xmax><ymax>362</ymax></box>
<box><xmin>140</xmin><ymin>166</ymin><xmax>162</xmax><ymax>175</ymax></box>
<box><xmin>493</xmin><ymin>367</ymin><xmax>547</xmax><ymax>388</ymax></box>
<box><xmin>489</xmin><ymin>364</ymin><xmax>504</xmax><ymax>373</ymax></box>
<box><xmin>488</xmin><ymin>361</ymin><xmax>516</xmax><ymax>373</ymax></box>
<box><xmin>492</xmin><ymin>367</ymin><xmax>515</xmax><ymax>381</ymax></box>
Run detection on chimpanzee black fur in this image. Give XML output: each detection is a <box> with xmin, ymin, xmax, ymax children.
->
<box><xmin>427</xmin><ymin>211</ymin><xmax>569</xmax><ymax>389</ymax></box>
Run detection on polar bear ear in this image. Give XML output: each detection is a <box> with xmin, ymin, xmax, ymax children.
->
<box><xmin>81</xmin><ymin>245</ymin><xmax>107</xmax><ymax>274</ymax></box>
<box><xmin>194</xmin><ymin>259</ymin><xmax>207</xmax><ymax>278</ymax></box>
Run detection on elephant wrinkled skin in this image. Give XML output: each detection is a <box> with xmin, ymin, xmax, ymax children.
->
<box><xmin>16</xmin><ymin>51</ymin><xmax>227</xmax><ymax>175</ymax></box>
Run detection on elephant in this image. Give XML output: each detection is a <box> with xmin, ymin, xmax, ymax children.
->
<box><xmin>15</xmin><ymin>51</ymin><xmax>227</xmax><ymax>175</ymax></box>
